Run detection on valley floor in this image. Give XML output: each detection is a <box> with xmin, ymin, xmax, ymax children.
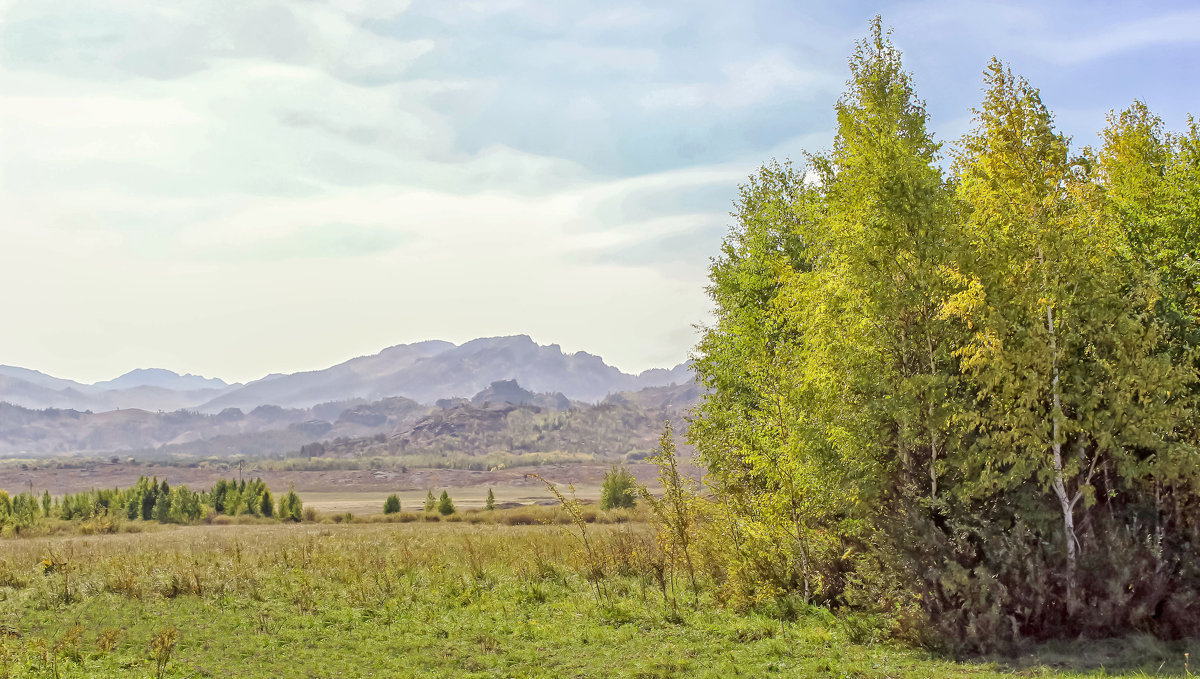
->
<box><xmin>0</xmin><ymin>521</ymin><xmax>1193</xmax><ymax>678</ymax></box>
<box><xmin>0</xmin><ymin>462</ymin><xmax>666</xmax><ymax>512</ymax></box>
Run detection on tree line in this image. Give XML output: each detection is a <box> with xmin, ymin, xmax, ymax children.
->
<box><xmin>0</xmin><ymin>476</ymin><xmax>304</xmax><ymax>533</ymax></box>
<box><xmin>691</xmin><ymin>18</ymin><xmax>1200</xmax><ymax>649</ymax></box>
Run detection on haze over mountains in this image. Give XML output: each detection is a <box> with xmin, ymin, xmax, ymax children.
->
<box><xmin>0</xmin><ymin>336</ymin><xmax>695</xmax><ymax>457</ymax></box>
<box><xmin>0</xmin><ymin>335</ymin><xmax>691</xmax><ymax>415</ymax></box>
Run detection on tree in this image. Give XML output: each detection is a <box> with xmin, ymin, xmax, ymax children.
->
<box><xmin>690</xmin><ymin>18</ymin><xmax>1200</xmax><ymax>646</ymax></box>
<box><xmin>153</xmin><ymin>493</ymin><xmax>171</xmax><ymax>523</ymax></box>
<box><xmin>949</xmin><ymin>60</ymin><xmax>1197</xmax><ymax>612</ymax></box>
<box><xmin>277</xmin><ymin>485</ymin><xmax>303</xmax><ymax>522</ymax></box>
<box><xmin>259</xmin><ymin>487</ymin><xmax>274</xmax><ymax>518</ymax></box>
<box><xmin>599</xmin><ymin>466</ymin><xmax>637</xmax><ymax>510</ymax></box>
<box><xmin>485</xmin><ymin>488</ymin><xmax>496</xmax><ymax>511</ymax></box>
<box><xmin>41</xmin><ymin>490</ymin><xmax>51</xmax><ymax>518</ymax></box>
<box><xmin>437</xmin><ymin>491</ymin><xmax>455</xmax><ymax>516</ymax></box>
<box><xmin>11</xmin><ymin>492</ymin><xmax>37</xmax><ymax>533</ymax></box>
<box><xmin>690</xmin><ymin>16</ymin><xmax>954</xmax><ymax>604</ymax></box>
<box><xmin>0</xmin><ymin>490</ymin><xmax>11</xmax><ymax>528</ymax></box>
<box><xmin>423</xmin><ymin>490</ymin><xmax>436</xmax><ymax>512</ymax></box>
<box><xmin>822</xmin><ymin>16</ymin><xmax>958</xmax><ymax>502</ymax></box>
<box><xmin>383</xmin><ymin>494</ymin><xmax>401</xmax><ymax>515</ymax></box>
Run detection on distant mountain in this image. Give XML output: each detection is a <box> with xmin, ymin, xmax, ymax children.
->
<box><xmin>0</xmin><ymin>374</ymin><xmax>95</xmax><ymax>411</ymax></box>
<box><xmin>199</xmin><ymin>336</ymin><xmax>692</xmax><ymax>411</ymax></box>
<box><xmin>198</xmin><ymin>340</ymin><xmax>455</xmax><ymax>411</ymax></box>
<box><xmin>0</xmin><ymin>365</ymin><xmax>90</xmax><ymax>392</ymax></box>
<box><xmin>300</xmin><ymin>380</ymin><xmax>703</xmax><ymax>464</ymax></box>
<box><xmin>0</xmin><ymin>379</ymin><xmax>704</xmax><ymax>460</ymax></box>
<box><xmin>0</xmin><ymin>395</ymin><xmax>430</xmax><ymax>457</ymax></box>
<box><xmin>634</xmin><ymin>362</ymin><xmax>694</xmax><ymax>390</ymax></box>
<box><xmin>470</xmin><ymin>379</ymin><xmax>572</xmax><ymax>411</ymax></box>
<box><xmin>0</xmin><ymin>336</ymin><xmax>692</xmax><ymax>415</ymax></box>
<box><xmin>92</xmin><ymin>368</ymin><xmax>229</xmax><ymax>391</ymax></box>
<box><xmin>0</xmin><ymin>375</ymin><xmax>233</xmax><ymax>413</ymax></box>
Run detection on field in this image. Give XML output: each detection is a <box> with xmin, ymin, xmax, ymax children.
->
<box><xmin>0</xmin><ymin>462</ymin><xmax>652</xmax><ymax>513</ymax></box>
<box><xmin>0</xmin><ymin>518</ymin><xmax>1194</xmax><ymax>678</ymax></box>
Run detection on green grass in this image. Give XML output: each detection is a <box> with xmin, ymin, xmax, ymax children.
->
<box><xmin>0</xmin><ymin>522</ymin><xmax>1193</xmax><ymax>678</ymax></box>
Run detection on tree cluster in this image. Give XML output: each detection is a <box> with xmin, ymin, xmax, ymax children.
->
<box><xmin>691</xmin><ymin>19</ymin><xmax>1200</xmax><ymax>649</ymax></box>
<box><xmin>0</xmin><ymin>476</ymin><xmax>304</xmax><ymax>532</ymax></box>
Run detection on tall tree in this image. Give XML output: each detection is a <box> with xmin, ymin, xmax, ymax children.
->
<box><xmin>820</xmin><ymin>16</ymin><xmax>958</xmax><ymax>501</ymax></box>
<box><xmin>949</xmin><ymin>62</ymin><xmax>1196</xmax><ymax>611</ymax></box>
<box><xmin>691</xmin><ymin>18</ymin><xmax>954</xmax><ymax>602</ymax></box>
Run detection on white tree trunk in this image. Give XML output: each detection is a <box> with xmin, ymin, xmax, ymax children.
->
<box><xmin>1045</xmin><ymin>292</ymin><xmax>1079</xmax><ymax>611</ymax></box>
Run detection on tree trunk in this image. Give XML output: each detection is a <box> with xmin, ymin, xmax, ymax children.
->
<box><xmin>1043</xmin><ymin>277</ymin><xmax>1079</xmax><ymax>613</ymax></box>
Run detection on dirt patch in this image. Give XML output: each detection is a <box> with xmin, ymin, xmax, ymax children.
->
<box><xmin>0</xmin><ymin>462</ymin><xmax>690</xmax><ymax>498</ymax></box>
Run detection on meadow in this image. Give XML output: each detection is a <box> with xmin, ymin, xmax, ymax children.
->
<box><xmin>0</xmin><ymin>514</ymin><xmax>1194</xmax><ymax>678</ymax></box>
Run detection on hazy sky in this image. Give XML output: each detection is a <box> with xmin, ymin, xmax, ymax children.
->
<box><xmin>2</xmin><ymin>1</ymin><xmax>1198</xmax><ymax>384</ymax></box>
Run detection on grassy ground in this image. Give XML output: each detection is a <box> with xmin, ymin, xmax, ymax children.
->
<box><xmin>297</xmin><ymin>484</ymin><xmax>604</xmax><ymax>516</ymax></box>
<box><xmin>0</xmin><ymin>520</ymin><xmax>1194</xmax><ymax>678</ymax></box>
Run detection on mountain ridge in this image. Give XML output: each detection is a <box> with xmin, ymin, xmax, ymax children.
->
<box><xmin>0</xmin><ymin>379</ymin><xmax>701</xmax><ymax>459</ymax></box>
<box><xmin>0</xmin><ymin>336</ymin><xmax>692</xmax><ymax>414</ymax></box>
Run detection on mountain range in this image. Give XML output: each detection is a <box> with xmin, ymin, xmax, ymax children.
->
<box><xmin>0</xmin><ymin>335</ymin><xmax>691</xmax><ymax>414</ymax></box>
<box><xmin>0</xmin><ymin>378</ymin><xmax>702</xmax><ymax>459</ymax></box>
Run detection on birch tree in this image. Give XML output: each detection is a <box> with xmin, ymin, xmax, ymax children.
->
<box><xmin>949</xmin><ymin>62</ymin><xmax>1196</xmax><ymax>611</ymax></box>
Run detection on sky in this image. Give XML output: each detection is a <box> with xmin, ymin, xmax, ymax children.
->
<box><xmin>1</xmin><ymin>1</ymin><xmax>1199</xmax><ymax>384</ymax></box>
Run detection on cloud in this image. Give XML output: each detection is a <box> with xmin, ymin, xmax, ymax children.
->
<box><xmin>2</xmin><ymin>0</ymin><xmax>1197</xmax><ymax>384</ymax></box>
<box><xmin>641</xmin><ymin>51</ymin><xmax>834</xmax><ymax>110</ymax></box>
<box><xmin>1030</xmin><ymin>9</ymin><xmax>1200</xmax><ymax>65</ymax></box>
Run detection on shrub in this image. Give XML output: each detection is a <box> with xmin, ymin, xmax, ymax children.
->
<box><xmin>437</xmin><ymin>491</ymin><xmax>455</xmax><ymax>516</ymax></box>
<box><xmin>424</xmin><ymin>490</ymin><xmax>436</xmax><ymax>512</ymax></box>
<box><xmin>277</xmin><ymin>486</ymin><xmax>303</xmax><ymax>522</ymax></box>
<box><xmin>485</xmin><ymin>488</ymin><xmax>496</xmax><ymax>511</ymax></box>
<box><xmin>600</xmin><ymin>466</ymin><xmax>637</xmax><ymax>510</ymax></box>
<box><xmin>383</xmin><ymin>494</ymin><xmax>401</xmax><ymax>514</ymax></box>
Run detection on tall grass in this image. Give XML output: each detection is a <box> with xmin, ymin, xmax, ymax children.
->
<box><xmin>0</xmin><ymin>521</ymin><xmax>1191</xmax><ymax>677</ymax></box>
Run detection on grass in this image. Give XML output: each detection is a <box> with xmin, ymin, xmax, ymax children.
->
<box><xmin>295</xmin><ymin>484</ymin><xmax>608</xmax><ymax>516</ymax></box>
<box><xmin>0</xmin><ymin>521</ymin><xmax>1194</xmax><ymax>678</ymax></box>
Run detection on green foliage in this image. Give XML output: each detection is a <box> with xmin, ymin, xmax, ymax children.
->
<box><xmin>0</xmin><ymin>521</ymin><xmax>1155</xmax><ymax>677</ymax></box>
<box><xmin>0</xmin><ymin>476</ymin><xmax>302</xmax><ymax>531</ymax></box>
<box><xmin>152</xmin><ymin>494</ymin><xmax>170</xmax><ymax>524</ymax></box>
<box><xmin>436</xmin><ymin>491</ymin><xmax>455</xmax><ymax>516</ymax></box>
<box><xmin>8</xmin><ymin>492</ymin><xmax>39</xmax><ymax>533</ymax></box>
<box><xmin>691</xmin><ymin>18</ymin><xmax>1200</xmax><ymax>650</ymax></box>
<box><xmin>640</xmin><ymin>421</ymin><xmax>701</xmax><ymax>608</ymax></box>
<box><xmin>383</xmin><ymin>494</ymin><xmax>401</xmax><ymax>515</ymax></box>
<box><xmin>485</xmin><ymin>488</ymin><xmax>496</xmax><ymax>511</ymax></box>
<box><xmin>277</xmin><ymin>486</ymin><xmax>303</xmax><ymax>522</ymax></box>
<box><xmin>599</xmin><ymin>466</ymin><xmax>637</xmax><ymax>510</ymax></box>
<box><xmin>423</xmin><ymin>490</ymin><xmax>436</xmax><ymax>513</ymax></box>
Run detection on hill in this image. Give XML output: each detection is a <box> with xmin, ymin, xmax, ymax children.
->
<box><xmin>0</xmin><ymin>381</ymin><xmax>701</xmax><ymax>462</ymax></box>
<box><xmin>0</xmin><ymin>336</ymin><xmax>690</xmax><ymax>415</ymax></box>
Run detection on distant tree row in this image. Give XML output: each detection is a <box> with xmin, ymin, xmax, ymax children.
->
<box><xmin>0</xmin><ymin>476</ymin><xmax>304</xmax><ymax>533</ymax></box>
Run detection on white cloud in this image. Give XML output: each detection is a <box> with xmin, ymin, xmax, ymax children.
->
<box><xmin>1031</xmin><ymin>9</ymin><xmax>1200</xmax><ymax>65</ymax></box>
<box><xmin>4</xmin><ymin>0</ymin><xmax>1194</xmax><ymax>385</ymax></box>
<box><xmin>640</xmin><ymin>51</ymin><xmax>833</xmax><ymax>110</ymax></box>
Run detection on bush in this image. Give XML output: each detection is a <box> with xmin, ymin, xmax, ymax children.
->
<box><xmin>277</xmin><ymin>486</ymin><xmax>303</xmax><ymax>522</ymax></box>
<box><xmin>437</xmin><ymin>491</ymin><xmax>455</xmax><ymax>516</ymax></box>
<box><xmin>383</xmin><ymin>494</ymin><xmax>401</xmax><ymax>514</ymax></box>
<box><xmin>600</xmin><ymin>466</ymin><xmax>637</xmax><ymax>510</ymax></box>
